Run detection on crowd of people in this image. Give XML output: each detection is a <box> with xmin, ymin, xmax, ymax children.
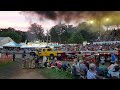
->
<box><xmin>20</xmin><ymin>49</ymin><xmax>120</xmax><ymax>79</ymax></box>
<box><xmin>72</xmin><ymin>58</ymin><xmax>120</xmax><ymax>79</ymax></box>
<box><xmin>2</xmin><ymin>41</ymin><xmax>120</xmax><ymax>79</ymax></box>
<box><xmin>60</xmin><ymin>42</ymin><xmax>120</xmax><ymax>52</ymax></box>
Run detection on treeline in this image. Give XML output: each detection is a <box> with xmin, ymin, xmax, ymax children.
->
<box><xmin>50</xmin><ymin>22</ymin><xmax>99</xmax><ymax>44</ymax></box>
<box><xmin>0</xmin><ymin>22</ymin><xmax>103</xmax><ymax>44</ymax></box>
<box><xmin>0</xmin><ymin>27</ymin><xmax>27</xmax><ymax>43</ymax></box>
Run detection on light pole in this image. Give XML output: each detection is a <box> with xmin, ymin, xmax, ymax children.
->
<box><xmin>98</xmin><ymin>20</ymin><xmax>101</xmax><ymax>41</ymax></box>
<box><xmin>87</xmin><ymin>18</ymin><xmax>110</xmax><ymax>41</ymax></box>
<box><xmin>98</xmin><ymin>18</ymin><xmax>110</xmax><ymax>41</ymax></box>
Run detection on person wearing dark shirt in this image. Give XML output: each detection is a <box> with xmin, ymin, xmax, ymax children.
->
<box><xmin>13</xmin><ymin>53</ymin><xmax>15</xmax><ymax>61</ymax></box>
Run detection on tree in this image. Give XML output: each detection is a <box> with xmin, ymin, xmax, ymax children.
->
<box><xmin>76</xmin><ymin>22</ymin><xmax>98</xmax><ymax>42</ymax></box>
<box><xmin>49</xmin><ymin>23</ymin><xmax>67</xmax><ymax>43</ymax></box>
<box><xmin>27</xmin><ymin>23</ymin><xmax>45</xmax><ymax>41</ymax></box>
<box><xmin>68</xmin><ymin>31</ymin><xmax>83</xmax><ymax>44</ymax></box>
<box><xmin>0</xmin><ymin>27</ymin><xmax>23</xmax><ymax>43</ymax></box>
<box><xmin>0</xmin><ymin>27</ymin><xmax>28</xmax><ymax>43</ymax></box>
<box><xmin>17</xmin><ymin>30</ymin><xmax>27</xmax><ymax>42</ymax></box>
<box><xmin>49</xmin><ymin>23</ymin><xmax>76</xmax><ymax>43</ymax></box>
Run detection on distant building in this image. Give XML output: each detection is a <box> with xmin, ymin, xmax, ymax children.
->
<box><xmin>0</xmin><ymin>37</ymin><xmax>14</xmax><ymax>46</ymax></box>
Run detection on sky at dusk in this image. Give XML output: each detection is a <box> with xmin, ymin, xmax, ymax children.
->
<box><xmin>0</xmin><ymin>11</ymin><xmax>57</xmax><ymax>33</ymax></box>
<box><xmin>2</xmin><ymin>11</ymin><xmax>118</xmax><ymax>33</ymax></box>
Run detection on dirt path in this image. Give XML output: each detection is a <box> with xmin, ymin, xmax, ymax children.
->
<box><xmin>10</xmin><ymin>69</ymin><xmax>45</xmax><ymax>79</ymax></box>
<box><xmin>0</xmin><ymin>54</ymin><xmax>46</xmax><ymax>79</ymax></box>
<box><xmin>9</xmin><ymin>54</ymin><xmax>46</xmax><ymax>79</ymax></box>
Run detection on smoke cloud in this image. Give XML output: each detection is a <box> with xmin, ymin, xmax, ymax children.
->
<box><xmin>21</xmin><ymin>11</ymin><xmax>120</xmax><ymax>25</ymax></box>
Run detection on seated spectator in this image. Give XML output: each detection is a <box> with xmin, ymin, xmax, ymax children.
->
<box><xmin>72</xmin><ymin>59</ymin><xmax>81</xmax><ymax>79</ymax></box>
<box><xmin>85</xmin><ymin>61</ymin><xmax>90</xmax><ymax>70</ymax></box>
<box><xmin>107</xmin><ymin>61</ymin><xmax>115</xmax><ymax>71</ymax></box>
<box><xmin>67</xmin><ymin>63</ymin><xmax>71</xmax><ymax>71</ymax></box>
<box><xmin>56</xmin><ymin>61</ymin><xmax>62</xmax><ymax>69</ymax></box>
<box><xmin>110</xmin><ymin>65</ymin><xmax>120</xmax><ymax>79</ymax></box>
<box><xmin>99</xmin><ymin>61</ymin><xmax>108</xmax><ymax>77</ymax></box>
<box><xmin>61</xmin><ymin>63</ymin><xmax>68</xmax><ymax>71</ymax></box>
<box><xmin>79</xmin><ymin>61</ymin><xmax>88</xmax><ymax>77</ymax></box>
<box><xmin>50</xmin><ymin>62</ymin><xmax>55</xmax><ymax>68</ymax></box>
<box><xmin>95</xmin><ymin>62</ymin><xmax>101</xmax><ymax>74</ymax></box>
<box><xmin>107</xmin><ymin>61</ymin><xmax>119</xmax><ymax>77</ymax></box>
<box><xmin>97</xmin><ymin>70</ymin><xmax>105</xmax><ymax>79</ymax></box>
<box><xmin>87</xmin><ymin>63</ymin><xmax>97</xmax><ymax>79</ymax></box>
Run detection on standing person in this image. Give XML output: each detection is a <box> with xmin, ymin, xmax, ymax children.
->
<box><xmin>77</xmin><ymin>52</ymin><xmax>83</xmax><ymax>62</ymax></box>
<box><xmin>111</xmin><ymin>53</ymin><xmax>117</xmax><ymax>63</ymax></box>
<box><xmin>34</xmin><ymin>56</ymin><xmax>40</xmax><ymax>68</ymax></box>
<box><xmin>6</xmin><ymin>51</ymin><xmax>8</xmax><ymax>57</ymax></box>
<box><xmin>22</xmin><ymin>50</ymin><xmax>26</xmax><ymax>59</ymax></box>
<box><xmin>13</xmin><ymin>53</ymin><xmax>15</xmax><ymax>61</ymax></box>
<box><xmin>22</xmin><ymin>50</ymin><xmax>26</xmax><ymax>69</ymax></box>
<box><xmin>42</xmin><ymin>56</ymin><xmax>47</xmax><ymax>67</ymax></box>
<box><xmin>29</xmin><ymin>54</ymin><xmax>35</xmax><ymax>69</ymax></box>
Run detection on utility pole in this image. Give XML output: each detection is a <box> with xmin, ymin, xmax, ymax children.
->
<box><xmin>98</xmin><ymin>20</ymin><xmax>101</xmax><ymax>41</ymax></box>
<box><xmin>47</xmin><ymin>30</ymin><xmax>49</xmax><ymax>46</ymax></box>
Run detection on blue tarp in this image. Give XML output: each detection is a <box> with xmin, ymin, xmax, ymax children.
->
<box><xmin>2</xmin><ymin>42</ymin><xmax>21</xmax><ymax>47</ymax></box>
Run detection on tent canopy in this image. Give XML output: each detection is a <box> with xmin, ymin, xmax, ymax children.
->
<box><xmin>0</xmin><ymin>46</ymin><xmax>3</xmax><ymax>48</ymax></box>
<box><xmin>2</xmin><ymin>42</ymin><xmax>21</xmax><ymax>47</ymax></box>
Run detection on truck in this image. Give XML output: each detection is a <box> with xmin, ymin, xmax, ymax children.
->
<box><xmin>37</xmin><ymin>48</ymin><xmax>65</xmax><ymax>59</ymax></box>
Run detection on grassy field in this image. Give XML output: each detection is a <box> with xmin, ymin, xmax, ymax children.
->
<box><xmin>39</xmin><ymin>67</ymin><xmax>75</xmax><ymax>79</ymax></box>
<box><xmin>0</xmin><ymin>61</ymin><xmax>21</xmax><ymax>79</ymax></box>
<box><xmin>0</xmin><ymin>61</ymin><xmax>14</xmax><ymax>68</ymax></box>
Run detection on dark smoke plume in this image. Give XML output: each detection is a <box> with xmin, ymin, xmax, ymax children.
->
<box><xmin>22</xmin><ymin>11</ymin><xmax>120</xmax><ymax>23</ymax></box>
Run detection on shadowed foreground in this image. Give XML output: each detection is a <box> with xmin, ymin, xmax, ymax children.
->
<box><xmin>0</xmin><ymin>58</ymin><xmax>45</xmax><ymax>79</ymax></box>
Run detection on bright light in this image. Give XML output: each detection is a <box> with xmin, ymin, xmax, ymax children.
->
<box><xmin>105</xmin><ymin>18</ymin><xmax>110</xmax><ymax>21</ymax></box>
<box><xmin>89</xmin><ymin>20</ymin><xmax>94</xmax><ymax>24</ymax></box>
<box><xmin>87</xmin><ymin>20</ymin><xmax>94</xmax><ymax>24</ymax></box>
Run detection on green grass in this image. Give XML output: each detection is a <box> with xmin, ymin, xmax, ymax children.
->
<box><xmin>39</xmin><ymin>67</ymin><xmax>75</xmax><ymax>79</ymax></box>
<box><xmin>0</xmin><ymin>61</ymin><xmax>15</xmax><ymax>69</ymax></box>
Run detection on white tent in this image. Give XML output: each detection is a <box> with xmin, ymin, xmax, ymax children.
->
<box><xmin>2</xmin><ymin>41</ymin><xmax>21</xmax><ymax>47</ymax></box>
<box><xmin>0</xmin><ymin>46</ymin><xmax>3</xmax><ymax>48</ymax></box>
<box><xmin>20</xmin><ymin>44</ymin><xmax>29</xmax><ymax>48</ymax></box>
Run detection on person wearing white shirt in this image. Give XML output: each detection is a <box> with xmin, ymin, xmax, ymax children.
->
<box><xmin>42</xmin><ymin>56</ymin><xmax>47</xmax><ymax>67</ymax></box>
